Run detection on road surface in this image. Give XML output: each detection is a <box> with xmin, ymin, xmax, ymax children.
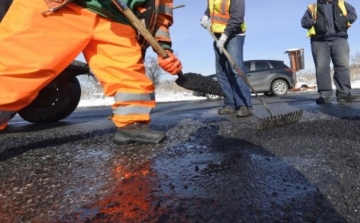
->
<box><xmin>1</xmin><ymin>91</ymin><xmax>359</xmax><ymax>223</ymax></box>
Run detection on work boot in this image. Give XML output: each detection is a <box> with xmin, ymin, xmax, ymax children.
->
<box><xmin>337</xmin><ymin>93</ymin><xmax>360</xmax><ymax>104</ymax></box>
<box><xmin>236</xmin><ymin>106</ymin><xmax>252</xmax><ymax>118</ymax></box>
<box><xmin>315</xmin><ymin>97</ymin><xmax>331</xmax><ymax>104</ymax></box>
<box><xmin>218</xmin><ymin>106</ymin><xmax>236</xmax><ymax>115</ymax></box>
<box><xmin>113</xmin><ymin>122</ymin><xmax>166</xmax><ymax>145</ymax></box>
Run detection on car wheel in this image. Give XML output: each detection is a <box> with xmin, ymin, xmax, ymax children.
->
<box><xmin>264</xmin><ymin>92</ymin><xmax>275</xmax><ymax>97</ymax></box>
<box><xmin>51</xmin><ymin>77</ymin><xmax>81</xmax><ymax>121</ymax></box>
<box><xmin>205</xmin><ymin>93</ymin><xmax>222</xmax><ymax>101</ymax></box>
<box><xmin>18</xmin><ymin>76</ymin><xmax>81</xmax><ymax>123</ymax></box>
<box><xmin>271</xmin><ymin>79</ymin><xmax>288</xmax><ymax>97</ymax></box>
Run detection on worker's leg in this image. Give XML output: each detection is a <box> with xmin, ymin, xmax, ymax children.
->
<box><xmin>331</xmin><ymin>38</ymin><xmax>351</xmax><ymax>94</ymax></box>
<box><xmin>83</xmin><ymin>18</ymin><xmax>156</xmax><ymax>128</ymax></box>
<box><xmin>226</xmin><ymin>35</ymin><xmax>251</xmax><ymax>107</ymax></box>
<box><xmin>214</xmin><ymin>41</ymin><xmax>236</xmax><ymax>112</ymax></box>
<box><xmin>0</xmin><ymin>0</ymin><xmax>95</xmax><ymax>129</ymax></box>
<box><xmin>83</xmin><ymin>17</ymin><xmax>165</xmax><ymax>144</ymax></box>
<box><xmin>311</xmin><ymin>41</ymin><xmax>332</xmax><ymax>99</ymax></box>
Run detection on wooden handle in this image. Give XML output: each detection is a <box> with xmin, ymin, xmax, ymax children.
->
<box><xmin>173</xmin><ymin>4</ymin><xmax>185</xmax><ymax>9</ymax></box>
<box><xmin>112</xmin><ymin>0</ymin><xmax>168</xmax><ymax>59</ymax></box>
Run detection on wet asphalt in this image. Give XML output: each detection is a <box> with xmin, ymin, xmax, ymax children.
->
<box><xmin>0</xmin><ymin>91</ymin><xmax>359</xmax><ymax>223</ymax></box>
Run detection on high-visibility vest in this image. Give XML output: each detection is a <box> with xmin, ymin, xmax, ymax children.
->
<box><xmin>307</xmin><ymin>0</ymin><xmax>350</xmax><ymax>37</ymax></box>
<box><xmin>208</xmin><ymin>0</ymin><xmax>246</xmax><ymax>33</ymax></box>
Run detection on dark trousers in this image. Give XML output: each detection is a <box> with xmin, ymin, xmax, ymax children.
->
<box><xmin>214</xmin><ymin>34</ymin><xmax>252</xmax><ymax>109</ymax></box>
<box><xmin>311</xmin><ymin>38</ymin><xmax>351</xmax><ymax>98</ymax></box>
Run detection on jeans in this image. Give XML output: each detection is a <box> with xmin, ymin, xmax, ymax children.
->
<box><xmin>311</xmin><ymin>38</ymin><xmax>351</xmax><ymax>98</ymax></box>
<box><xmin>214</xmin><ymin>34</ymin><xmax>251</xmax><ymax>109</ymax></box>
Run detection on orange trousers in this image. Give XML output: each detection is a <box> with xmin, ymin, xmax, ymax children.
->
<box><xmin>0</xmin><ymin>0</ymin><xmax>155</xmax><ymax>130</ymax></box>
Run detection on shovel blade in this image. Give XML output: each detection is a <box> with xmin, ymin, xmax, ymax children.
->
<box><xmin>257</xmin><ymin>109</ymin><xmax>303</xmax><ymax>131</ymax></box>
<box><xmin>175</xmin><ymin>72</ymin><xmax>223</xmax><ymax>96</ymax></box>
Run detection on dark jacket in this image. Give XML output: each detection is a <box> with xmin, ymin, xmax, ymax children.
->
<box><xmin>204</xmin><ymin>0</ymin><xmax>245</xmax><ymax>37</ymax></box>
<box><xmin>301</xmin><ymin>0</ymin><xmax>357</xmax><ymax>41</ymax></box>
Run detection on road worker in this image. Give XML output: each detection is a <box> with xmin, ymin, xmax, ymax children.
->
<box><xmin>301</xmin><ymin>0</ymin><xmax>360</xmax><ymax>104</ymax></box>
<box><xmin>200</xmin><ymin>0</ymin><xmax>252</xmax><ymax>117</ymax></box>
<box><xmin>0</xmin><ymin>0</ymin><xmax>182</xmax><ymax>144</ymax></box>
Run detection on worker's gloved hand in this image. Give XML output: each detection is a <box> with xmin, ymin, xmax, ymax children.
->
<box><xmin>158</xmin><ymin>50</ymin><xmax>182</xmax><ymax>75</ymax></box>
<box><xmin>200</xmin><ymin>15</ymin><xmax>209</xmax><ymax>29</ymax></box>
<box><xmin>216</xmin><ymin>33</ymin><xmax>228</xmax><ymax>54</ymax></box>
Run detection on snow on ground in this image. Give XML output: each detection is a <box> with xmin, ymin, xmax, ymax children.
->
<box><xmin>78</xmin><ymin>80</ymin><xmax>360</xmax><ymax>108</ymax></box>
<box><xmin>78</xmin><ymin>88</ymin><xmax>206</xmax><ymax>107</ymax></box>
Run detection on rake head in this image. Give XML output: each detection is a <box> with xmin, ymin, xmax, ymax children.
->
<box><xmin>257</xmin><ymin>109</ymin><xmax>303</xmax><ymax>131</ymax></box>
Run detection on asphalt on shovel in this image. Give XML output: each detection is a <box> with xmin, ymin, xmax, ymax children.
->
<box><xmin>207</xmin><ymin>28</ymin><xmax>303</xmax><ymax>130</ymax></box>
<box><xmin>111</xmin><ymin>0</ymin><xmax>224</xmax><ymax>96</ymax></box>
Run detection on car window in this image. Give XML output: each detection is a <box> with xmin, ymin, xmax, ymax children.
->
<box><xmin>244</xmin><ymin>62</ymin><xmax>251</xmax><ymax>72</ymax></box>
<box><xmin>254</xmin><ymin>61</ymin><xmax>270</xmax><ymax>71</ymax></box>
<box><xmin>269</xmin><ymin>61</ymin><xmax>285</xmax><ymax>69</ymax></box>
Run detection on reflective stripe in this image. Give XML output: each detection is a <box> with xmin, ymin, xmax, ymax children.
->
<box><xmin>220</xmin><ymin>0</ymin><xmax>229</xmax><ymax>15</ymax></box>
<box><xmin>155</xmin><ymin>29</ymin><xmax>170</xmax><ymax>39</ymax></box>
<box><xmin>114</xmin><ymin>92</ymin><xmax>155</xmax><ymax>102</ymax></box>
<box><xmin>159</xmin><ymin>4</ymin><xmax>173</xmax><ymax>15</ymax></box>
<box><xmin>209</xmin><ymin>0</ymin><xmax>246</xmax><ymax>33</ymax></box>
<box><xmin>338</xmin><ymin>0</ymin><xmax>347</xmax><ymax>16</ymax></box>
<box><xmin>212</xmin><ymin>15</ymin><xmax>229</xmax><ymax>24</ymax></box>
<box><xmin>113</xmin><ymin>105</ymin><xmax>153</xmax><ymax>116</ymax></box>
<box><xmin>0</xmin><ymin>110</ymin><xmax>15</xmax><ymax>126</ymax></box>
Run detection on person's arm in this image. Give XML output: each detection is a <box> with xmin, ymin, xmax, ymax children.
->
<box><xmin>301</xmin><ymin>9</ymin><xmax>315</xmax><ymax>29</ymax></box>
<box><xmin>223</xmin><ymin>0</ymin><xmax>245</xmax><ymax>37</ymax></box>
<box><xmin>204</xmin><ymin>5</ymin><xmax>210</xmax><ymax>17</ymax></box>
<box><xmin>345</xmin><ymin>2</ymin><xmax>357</xmax><ymax>24</ymax></box>
<box><xmin>155</xmin><ymin>0</ymin><xmax>173</xmax><ymax>51</ymax></box>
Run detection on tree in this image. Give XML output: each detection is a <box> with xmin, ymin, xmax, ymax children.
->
<box><xmin>350</xmin><ymin>52</ymin><xmax>360</xmax><ymax>69</ymax></box>
<box><xmin>145</xmin><ymin>56</ymin><xmax>165</xmax><ymax>86</ymax></box>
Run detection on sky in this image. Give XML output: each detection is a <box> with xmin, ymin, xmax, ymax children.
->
<box><xmin>76</xmin><ymin>0</ymin><xmax>360</xmax><ymax>79</ymax></box>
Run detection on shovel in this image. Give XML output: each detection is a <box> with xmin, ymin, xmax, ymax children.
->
<box><xmin>207</xmin><ymin>28</ymin><xmax>303</xmax><ymax>130</ymax></box>
<box><xmin>111</xmin><ymin>0</ymin><xmax>223</xmax><ymax>96</ymax></box>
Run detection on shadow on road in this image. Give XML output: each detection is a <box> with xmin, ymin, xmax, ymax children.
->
<box><xmin>56</xmin><ymin>124</ymin><xmax>348</xmax><ymax>223</ymax></box>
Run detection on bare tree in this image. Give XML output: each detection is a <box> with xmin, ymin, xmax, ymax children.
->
<box><xmin>145</xmin><ymin>56</ymin><xmax>165</xmax><ymax>86</ymax></box>
<box><xmin>351</xmin><ymin>52</ymin><xmax>360</xmax><ymax>69</ymax></box>
<box><xmin>350</xmin><ymin>52</ymin><xmax>360</xmax><ymax>80</ymax></box>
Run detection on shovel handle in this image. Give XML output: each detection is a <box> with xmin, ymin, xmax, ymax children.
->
<box><xmin>112</xmin><ymin>0</ymin><xmax>184</xmax><ymax>77</ymax></box>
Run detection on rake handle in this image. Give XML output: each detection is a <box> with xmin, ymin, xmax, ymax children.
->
<box><xmin>207</xmin><ymin>28</ymin><xmax>274</xmax><ymax>116</ymax></box>
<box><xmin>112</xmin><ymin>0</ymin><xmax>184</xmax><ymax>77</ymax></box>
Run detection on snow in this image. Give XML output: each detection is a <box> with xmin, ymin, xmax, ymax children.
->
<box><xmin>78</xmin><ymin>80</ymin><xmax>360</xmax><ymax>108</ymax></box>
<box><xmin>78</xmin><ymin>89</ymin><xmax>206</xmax><ymax>107</ymax></box>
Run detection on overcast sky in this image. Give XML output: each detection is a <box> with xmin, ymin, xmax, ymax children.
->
<box><xmin>76</xmin><ymin>0</ymin><xmax>360</xmax><ymax>78</ymax></box>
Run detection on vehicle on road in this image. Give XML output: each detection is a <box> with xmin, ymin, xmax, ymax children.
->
<box><xmin>193</xmin><ymin>60</ymin><xmax>296</xmax><ymax>101</ymax></box>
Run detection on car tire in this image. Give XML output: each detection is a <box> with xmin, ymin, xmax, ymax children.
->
<box><xmin>271</xmin><ymin>79</ymin><xmax>288</xmax><ymax>97</ymax></box>
<box><xmin>18</xmin><ymin>76</ymin><xmax>81</xmax><ymax>123</ymax></box>
<box><xmin>51</xmin><ymin>77</ymin><xmax>81</xmax><ymax>121</ymax></box>
<box><xmin>264</xmin><ymin>92</ymin><xmax>275</xmax><ymax>97</ymax></box>
<box><xmin>205</xmin><ymin>93</ymin><xmax>222</xmax><ymax>101</ymax></box>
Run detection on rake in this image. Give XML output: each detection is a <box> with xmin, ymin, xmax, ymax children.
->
<box><xmin>112</xmin><ymin>0</ymin><xmax>223</xmax><ymax>97</ymax></box>
<box><xmin>207</xmin><ymin>28</ymin><xmax>303</xmax><ymax>130</ymax></box>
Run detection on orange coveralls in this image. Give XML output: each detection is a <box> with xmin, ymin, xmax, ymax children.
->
<box><xmin>0</xmin><ymin>0</ymin><xmax>171</xmax><ymax>130</ymax></box>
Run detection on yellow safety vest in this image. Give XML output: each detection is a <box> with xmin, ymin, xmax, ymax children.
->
<box><xmin>307</xmin><ymin>0</ymin><xmax>350</xmax><ymax>37</ymax></box>
<box><xmin>209</xmin><ymin>0</ymin><xmax>246</xmax><ymax>33</ymax></box>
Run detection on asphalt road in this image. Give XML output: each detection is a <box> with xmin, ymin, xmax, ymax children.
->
<box><xmin>1</xmin><ymin>91</ymin><xmax>360</xmax><ymax>223</ymax></box>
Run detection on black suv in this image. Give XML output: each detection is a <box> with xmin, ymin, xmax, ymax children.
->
<box><xmin>193</xmin><ymin>60</ymin><xmax>296</xmax><ymax>101</ymax></box>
